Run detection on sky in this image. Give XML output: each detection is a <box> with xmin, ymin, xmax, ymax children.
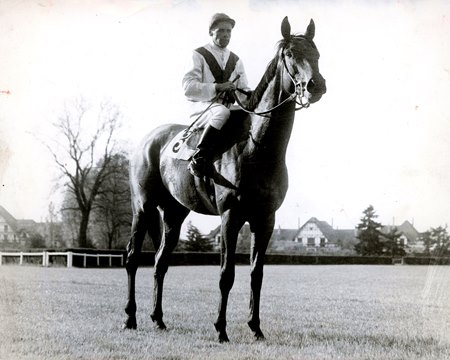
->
<box><xmin>1</xmin><ymin>0</ymin><xmax>449</xmax><ymax>235</ymax></box>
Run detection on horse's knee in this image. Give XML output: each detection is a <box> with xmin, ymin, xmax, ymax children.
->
<box><xmin>250</xmin><ymin>264</ymin><xmax>264</xmax><ymax>282</ymax></box>
<box><xmin>154</xmin><ymin>256</ymin><xmax>169</xmax><ymax>279</ymax></box>
<box><xmin>219</xmin><ymin>266</ymin><xmax>235</xmax><ymax>292</ymax></box>
<box><xmin>125</xmin><ymin>301</ymin><xmax>137</xmax><ymax>316</ymax></box>
<box><xmin>125</xmin><ymin>254</ymin><xmax>139</xmax><ymax>273</ymax></box>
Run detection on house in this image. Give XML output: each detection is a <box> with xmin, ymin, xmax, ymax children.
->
<box><xmin>380</xmin><ymin>220</ymin><xmax>422</xmax><ymax>252</ymax></box>
<box><xmin>0</xmin><ymin>205</ymin><xmax>63</xmax><ymax>249</ymax></box>
<box><xmin>204</xmin><ymin>217</ymin><xmax>422</xmax><ymax>254</ymax></box>
<box><xmin>271</xmin><ymin>227</ymin><xmax>300</xmax><ymax>242</ymax></box>
<box><xmin>205</xmin><ymin>218</ymin><xmax>358</xmax><ymax>253</ymax></box>
<box><xmin>295</xmin><ymin>217</ymin><xmax>358</xmax><ymax>250</ymax></box>
<box><xmin>0</xmin><ymin>205</ymin><xmax>29</xmax><ymax>247</ymax></box>
<box><xmin>207</xmin><ymin>223</ymin><xmax>253</xmax><ymax>252</ymax></box>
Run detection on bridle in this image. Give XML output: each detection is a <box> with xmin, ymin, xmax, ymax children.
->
<box><xmin>187</xmin><ymin>41</ymin><xmax>314</xmax><ymax>131</ymax></box>
<box><xmin>233</xmin><ymin>45</ymin><xmax>311</xmax><ymax>117</ymax></box>
<box><xmin>280</xmin><ymin>49</ymin><xmax>311</xmax><ymax>110</ymax></box>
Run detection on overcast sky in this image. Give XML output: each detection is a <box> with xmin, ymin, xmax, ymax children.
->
<box><xmin>1</xmin><ymin>0</ymin><xmax>449</xmax><ymax>234</ymax></box>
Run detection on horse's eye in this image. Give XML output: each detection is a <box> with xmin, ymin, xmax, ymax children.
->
<box><xmin>285</xmin><ymin>50</ymin><xmax>293</xmax><ymax>58</ymax></box>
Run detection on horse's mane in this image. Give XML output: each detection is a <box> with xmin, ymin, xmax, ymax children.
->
<box><xmin>247</xmin><ymin>54</ymin><xmax>280</xmax><ymax>111</ymax></box>
<box><xmin>247</xmin><ymin>35</ymin><xmax>312</xmax><ymax>111</ymax></box>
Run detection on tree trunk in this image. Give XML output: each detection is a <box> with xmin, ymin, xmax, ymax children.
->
<box><xmin>78</xmin><ymin>212</ymin><xmax>90</xmax><ymax>248</ymax></box>
<box><xmin>108</xmin><ymin>231</ymin><xmax>114</xmax><ymax>250</ymax></box>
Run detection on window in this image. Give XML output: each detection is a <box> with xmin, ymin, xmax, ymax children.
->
<box><xmin>320</xmin><ymin>238</ymin><xmax>326</xmax><ymax>247</ymax></box>
<box><xmin>307</xmin><ymin>238</ymin><xmax>315</xmax><ymax>247</ymax></box>
<box><xmin>4</xmin><ymin>225</ymin><xmax>7</xmax><ymax>232</ymax></box>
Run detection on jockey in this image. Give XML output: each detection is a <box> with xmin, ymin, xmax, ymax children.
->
<box><xmin>182</xmin><ymin>13</ymin><xmax>252</xmax><ymax>177</ymax></box>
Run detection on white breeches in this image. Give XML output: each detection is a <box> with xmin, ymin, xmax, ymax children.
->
<box><xmin>188</xmin><ymin>102</ymin><xmax>231</xmax><ymax>130</ymax></box>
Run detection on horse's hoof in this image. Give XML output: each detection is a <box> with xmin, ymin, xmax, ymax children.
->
<box><xmin>151</xmin><ymin>314</ymin><xmax>167</xmax><ymax>330</ymax></box>
<box><xmin>214</xmin><ymin>320</ymin><xmax>229</xmax><ymax>343</ymax></box>
<box><xmin>248</xmin><ymin>320</ymin><xmax>265</xmax><ymax>340</ymax></box>
<box><xmin>122</xmin><ymin>318</ymin><xmax>137</xmax><ymax>330</ymax></box>
<box><xmin>254</xmin><ymin>331</ymin><xmax>265</xmax><ymax>341</ymax></box>
<box><xmin>153</xmin><ymin>320</ymin><xmax>167</xmax><ymax>330</ymax></box>
<box><xmin>218</xmin><ymin>332</ymin><xmax>230</xmax><ymax>343</ymax></box>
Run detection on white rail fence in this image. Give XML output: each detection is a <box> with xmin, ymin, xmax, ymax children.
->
<box><xmin>0</xmin><ymin>251</ymin><xmax>124</xmax><ymax>268</ymax></box>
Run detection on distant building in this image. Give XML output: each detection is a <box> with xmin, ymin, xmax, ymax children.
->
<box><xmin>205</xmin><ymin>217</ymin><xmax>359</xmax><ymax>254</ymax></box>
<box><xmin>295</xmin><ymin>217</ymin><xmax>357</xmax><ymax>250</ymax></box>
<box><xmin>206</xmin><ymin>223</ymin><xmax>253</xmax><ymax>253</ymax></box>
<box><xmin>380</xmin><ymin>220</ymin><xmax>423</xmax><ymax>253</ymax></box>
<box><xmin>0</xmin><ymin>205</ymin><xmax>63</xmax><ymax>248</ymax></box>
<box><xmin>204</xmin><ymin>217</ymin><xmax>423</xmax><ymax>255</ymax></box>
<box><xmin>0</xmin><ymin>205</ymin><xmax>31</xmax><ymax>247</ymax></box>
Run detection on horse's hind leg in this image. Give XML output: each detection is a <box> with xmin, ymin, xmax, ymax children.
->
<box><xmin>124</xmin><ymin>206</ymin><xmax>161</xmax><ymax>329</ymax></box>
<box><xmin>151</xmin><ymin>201</ymin><xmax>189</xmax><ymax>329</ymax></box>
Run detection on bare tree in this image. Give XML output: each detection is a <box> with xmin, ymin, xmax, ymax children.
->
<box><xmin>91</xmin><ymin>152</ymin><xmax>132</xmax><ymax>249</ymax></box>
<box><xmin>46</xmin><ymin>98</ymin><xmax>122</xmax><ymax>248</ymax></box>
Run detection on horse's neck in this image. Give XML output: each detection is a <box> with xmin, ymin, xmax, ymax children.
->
<box><xmin>248</xmin><ymin>68</ymin><xmax>295</xmax><ymax>162</ymax></box>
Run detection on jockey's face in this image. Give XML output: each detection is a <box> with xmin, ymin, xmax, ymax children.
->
<box><xmin>210</xmin><ymin>21</ymin><xmax>233</xmax><ymax>48</ymax></box>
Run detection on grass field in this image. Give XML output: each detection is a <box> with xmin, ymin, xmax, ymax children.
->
<box><xmin>0</xmin><ymin>264</ymin><xmax>449</xmax><ymax>360</ymax></box>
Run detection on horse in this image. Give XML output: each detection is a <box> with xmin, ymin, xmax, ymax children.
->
<box><xmin>123</xmin><ymin>16</ymin><xmax>326</xmax><ymax>342</ymax></box>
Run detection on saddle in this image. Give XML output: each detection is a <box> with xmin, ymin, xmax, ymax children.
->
<box><xmin>166</xmin><ymin>110</ymin><xmax>250</xmax><ymax>161</ymax></box>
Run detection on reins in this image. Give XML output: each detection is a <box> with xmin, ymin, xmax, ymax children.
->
<box><xmin>232</xmin><ymin>50</ymin><xmax>309</xmax><ymax>117</ymax></box>
<box><xmin>187</xmin><ymin>45</ymin><xmax>309</xmax><ymax>131</ymax></box>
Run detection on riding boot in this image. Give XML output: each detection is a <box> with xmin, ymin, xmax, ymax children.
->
<box><xmin>188</xmin><ymin>125</ymin><xmax>221</xmax><ymax>177</ymax></box>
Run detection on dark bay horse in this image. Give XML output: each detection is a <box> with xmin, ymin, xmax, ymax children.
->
<box><xmin>124</xmin><ymin>17</ymin><xmax>326</xmax><ymax>342</ymax></box>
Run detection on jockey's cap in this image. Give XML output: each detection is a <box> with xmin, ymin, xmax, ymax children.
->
<box><xmin>209</xmin><ymin>13</ymin><xmax>235</xmax><ymax>31</ymax></box>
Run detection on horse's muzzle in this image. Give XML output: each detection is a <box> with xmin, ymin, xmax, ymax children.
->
<box><xmin>307</xmin><ymin>76</ymin><xmax>326</xmax><ymax>104</ymax></box>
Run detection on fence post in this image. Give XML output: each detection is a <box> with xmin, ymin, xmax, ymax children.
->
<box><xmin>109</xmin><ymin>255</ymin><xmax>112</xmax><ymax>267</ymax></box>
<box><xmin>19</xmin><ymin>252</ymin><xmax>23</xmax><ymax>265</ymax></box>
<box><xmin>67</xmin><ymin>252</ymin><xmax>73</xmax><ymax>268</ymax></box>
<box><xmin>121</xmin><ymin>254</ymin><xmax>124</xmax><ymax>267</ymax></box>
<box><xmin>83</xmin><ymin>254</ymin><xmax>87</xmax><ymax>268</ymax></box>
<box><xmin>0</xmin><ymin>252</ymin><xmax>2</xmax><ymax>266</ymax></box>
<box><xmin>97</xmin><ymin>254</ymin><xmax>100</xmax><ymax>267</ymax></box>
<box><xmin>42</xmin><ymin>251</ymin><xmax>46</xmax><ymax>267</ymax></box>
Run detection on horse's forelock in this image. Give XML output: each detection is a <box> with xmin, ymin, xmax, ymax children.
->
<box><xmin>286</xmin><ymin>35</ymin><xmax>318</xmax><ymax>56</ymax></box>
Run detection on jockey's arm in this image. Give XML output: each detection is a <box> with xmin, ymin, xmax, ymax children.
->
<box><xmin>232</xmin><ymin>61</ymin><xmax>252</xmax><ymax>108</ymax></box>
<box><xmin>182</xmin><ymin>51</ymin><xmax>217</xmax><ymax>102</ymax></box>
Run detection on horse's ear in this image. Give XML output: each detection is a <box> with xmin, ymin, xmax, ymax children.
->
<box><xmin>281</xmin><ymin>16</ymin><xmax>291</xmax><ymax>40</ymax></box>
<box><xmin>305</xmin><ymin>19</ymin><xmax>315</xmax><ymax>40</ymax></box>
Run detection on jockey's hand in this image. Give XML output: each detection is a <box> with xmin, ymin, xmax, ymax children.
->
<box><xmin>216</xmin><ymin>82</ymin><xmax>236</xmax><ymax>93</ymax></box>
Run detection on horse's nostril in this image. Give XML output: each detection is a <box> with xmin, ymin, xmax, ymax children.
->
<box><xmin>307</xmin><ymin>78</ymin><xmax>326</xmax><ymax>94</ymax></box>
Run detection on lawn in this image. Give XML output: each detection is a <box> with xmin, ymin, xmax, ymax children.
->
<box><xmin>0</xmin><ymin>264</ymin><xmax>449</xmax><ymax>360</ymax></box>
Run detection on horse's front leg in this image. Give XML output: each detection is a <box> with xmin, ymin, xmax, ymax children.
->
<box><xmin>248</xmin><ymin>213</ymin><xmax>275</xmax><ymax>340</ymax></box>
<box><xmin>215</xmin><ymin>209</ymin><xmax>244</xmax><ymax>342</ymax></box>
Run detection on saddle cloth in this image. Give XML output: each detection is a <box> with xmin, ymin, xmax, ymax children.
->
<box><xmin>166</xmin><ymin>127</ymin><xmax>202</xmax><ymax>161</ymax></box>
